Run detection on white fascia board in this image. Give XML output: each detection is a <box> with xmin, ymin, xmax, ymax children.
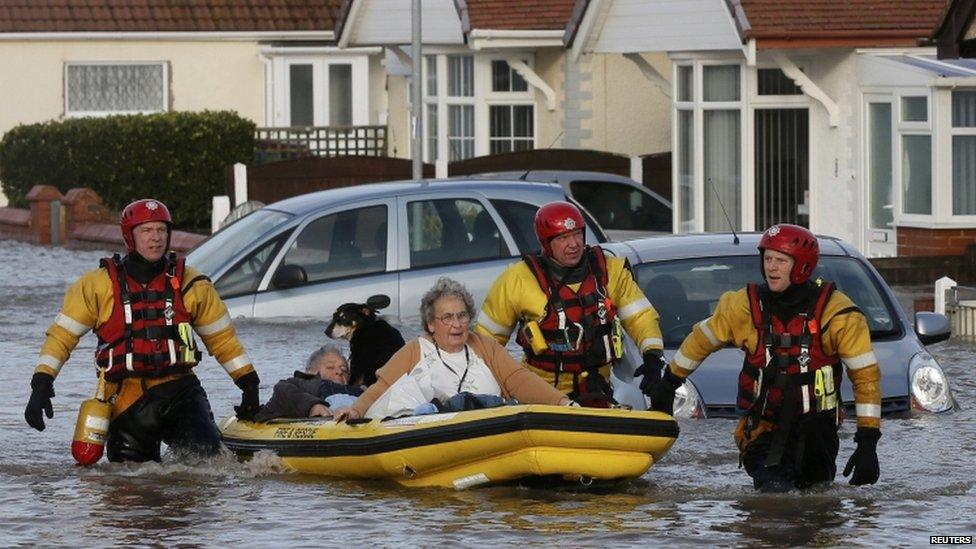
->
<box><xmin>0</xmin><ymin>31</ymin><xmax>334</xmax><ymax>42</ymax></box>
<box><xmin>932</xmin><ymin>76</ymin><xmax>976</xmax><ymax>87</ymax></box>
<box><xmin>469</xmin><ymin>29</ymin><xmax>564</xmax><ymax>50</ymax></box>
<box><xmin>855</xmin><ymin>46</ymin><xmax>937</xmax><ymax>55</ymax></box>
<box><xmin>337</xmin><ymin>0</ymin><xmax>363</xmax><ymax>49</ymax></box>
<box><xmin>571</xmin><ymin>0</ymin><xmax>608</xmax><ymax>62</ymax></box>
<box><xmin>258</xmin><ymin>45</ymin><xmax>381</xmax><ymax>56</ymax></box>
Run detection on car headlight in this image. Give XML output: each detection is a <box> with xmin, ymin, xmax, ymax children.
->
<box><xmin>909</xmin><ymin>351</ymin><xmax>955</xmax><ymax>413</ymax></box>
<box><xmin>672</xmin><ymin>380</ymin><xmax>706</xmax><ymax>419</ymax></box>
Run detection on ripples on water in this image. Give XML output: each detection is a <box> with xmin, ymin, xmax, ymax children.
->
<box><xmin>0</xmin><ymin>240</ymin><xmax>973</xmax><ymax>547</ymax></box>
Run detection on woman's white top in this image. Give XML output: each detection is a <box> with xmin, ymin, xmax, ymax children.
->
<box><xmin>365</xmin><ymin>337</ymin><xmax>501</xmax><ymax>419</ymax></box>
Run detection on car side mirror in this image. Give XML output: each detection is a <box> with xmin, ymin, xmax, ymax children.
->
<box><xmin>915</xmin><ymin>311</ymin><xmax>951</xmax><ymax>346</ymax></box>
<box><xmin>272</xmin><ymin>264</ymin><xmax>308</xmax><ymax>289</ymax></box>
<box><xmin>366</xmin><ymin>294</ymin><xmax>391</xmax><ymax>310</ymax></box>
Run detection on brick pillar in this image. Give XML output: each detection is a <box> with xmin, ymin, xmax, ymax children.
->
<box><xmin>63</xmin><ymin>187</ymin><xmax>114</xmax><ymax>236</ymax></box>
<box><xmin>25</xmin><ymin>185</ymin><xmax>64</xmax><ymax>245</ymax></box>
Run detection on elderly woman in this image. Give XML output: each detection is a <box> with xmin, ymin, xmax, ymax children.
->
<box><xmin>335</xmin><ymin>277</ymin><xmax>572</xmax><ymax>420</ymax></box>
<box><xmin>253</xmin><ymin>344</ymin><xmax>363</xmax><ymax>421</ymax></box>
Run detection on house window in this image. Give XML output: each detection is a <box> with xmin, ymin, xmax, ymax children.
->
<box><xmin>489</xmin><ymin>105</ymin><xmax>533</xmax><ymax>154</ymax></box>
<box><xmin>677</xmin><ymin>66</ymin><xmax>693</xmax><ymax>102</ymax></box>
<box><xmin>902</xmin><ymin>135</ymin><xmax>932</xmax><ymax>215</ymax></box>
<box><xmin>674</xmin><ymin>62</ymin><xmax>744</xmax><ymax>233</ymax></box>
<box><xmin>893</xmin><ymin>92</ymin><xmax>932</xmax><ymax>217</ymax></box>
<box><xmin>448</xmin><ymin>55</ymin><xmax>474</xmax><ymax>97</ymax></box>
<box><xmin>65</xmin><ymin>62</ymin><xmax>167</xmax><ymax>116</ymax></box>
<box><xmin>424</xmin><ymin>54</ymin><xmax>537</xmax><ymax>162</ymax></box>
<box><xmin>951</xmin><ymin>90</ymin><xmax>976</xmax><ymax>215</ymax></box>
<box><xmin>270</xmin><ymin>53</ymin><xmax>368</xmax><ymax>128</ymax></box>
<box><xmin>902</xmin><ymin>96</ymin><xmax>928</xmax><ymax>122</ymax></box>
<box><xmin>448</xmin><ymin>105</ymin><xmax>475</xmax><ymax>160</ymax></box>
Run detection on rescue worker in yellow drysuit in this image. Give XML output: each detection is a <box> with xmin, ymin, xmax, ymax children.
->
<box><xmin>23</xmin><ymin>198</ymin><xmax>261</xmax><ymax>462</ymax></box>
<box><xmin>646</xmin><ymin>224</ymin><xmax>882</xmax><ymax>491</ymax></box>
<box><xmin>476</xmin><ymin>201</ymin><xmax>664</xmax><ymax>406</ymax></box>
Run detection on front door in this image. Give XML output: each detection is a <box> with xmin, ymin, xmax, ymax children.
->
<box><xmin>754</xmin><ymin>108</ymin><xmax>810</xmax><ymax>228</ymax></box>
<box><xmin>864</xmin><ymin>95</ymin><xmax>897</xmax><ymax>257</ymax></box>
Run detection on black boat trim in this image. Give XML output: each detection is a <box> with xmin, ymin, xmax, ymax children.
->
<box><xmin>222</xmin><ymin>411</ymin><xmax>679</xmax><ymax>458</ymax></box>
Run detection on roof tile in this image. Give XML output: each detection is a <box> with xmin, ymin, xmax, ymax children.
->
<box><xmin>464</xmin><ymin>0</ymin><xmax>576</xmax><ymax>31</ymax></box>
<box><xmin>741</xmin><ymin>0</ymin><xmax>948</xmax><ymax>36</ymax></box>
<box><xmin>0</xmin><ymin>0</ymin><xmax>342</xmax><ymax>33</ymax></box>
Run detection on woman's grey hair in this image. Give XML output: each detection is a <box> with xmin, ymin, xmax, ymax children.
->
<box><xmin>419</xmin><ymin>277</ymin><xmax>476</xmax><ymax>333</ymax></box>
<box><xmin>305</xmin><ymin>344</ymin><xmax>346</xmax><ymax>372</ymax></box>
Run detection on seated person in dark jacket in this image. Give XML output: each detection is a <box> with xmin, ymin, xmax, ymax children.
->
<box><xmin>253</xmin><ymin>345</ymin><xmax>364</xmax><ymax>421</ymax></box>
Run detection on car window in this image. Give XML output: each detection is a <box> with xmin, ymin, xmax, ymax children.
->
<box><xmin>490</xmin><ymin>199</ymin><xmax>540</xmax><ymax>255</ymax></box>
<box><xmin>279</xmin><ymin>205</ymin><xmax>387</xmax><ymax>284</ymax></box>
<box><xmin>407</xmin><ymin>198</ymin><xmax>505</xmax><ymax>268</ymax></box>
<box><xmin>635</xmin><ymin>256</ymin><xmax>898</xmax><ymax>347</ymax></box>
<box><xmin>216</xmin><ymin>232</ymin><xmax>290</xmax><ymax>297</ymax></box>
<box><xmin>570</xmin><ymin>180</ymin><xmax>670</xmax><ymax>232</ymax></box>
<box><xmin>187</xmin><ymin>209</ymin><xmax>293</xmax><ymax>275</ymax></box>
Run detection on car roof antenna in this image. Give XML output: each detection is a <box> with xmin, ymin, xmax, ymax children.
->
<box><xmin>518</xmin><ymin>130</ymin><xmax>564</xmax><ymax>181</ymax></box>
<box><xmin>706</xmin><ymin>177</ymin><xmax>740</xmax><ymax>245</ymax></box>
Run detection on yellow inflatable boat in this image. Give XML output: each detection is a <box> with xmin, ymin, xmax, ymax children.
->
<box><xmin>220</xmin><ymin>405</ymin><xmax>678</xmax><ymax>489</ymax></box>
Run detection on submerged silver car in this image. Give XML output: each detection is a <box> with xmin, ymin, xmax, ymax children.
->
<box><xmin>186</xmin><ymin>179</ymin><xmax>606</xmax><ymax>320</ymax></box>
<box><xmin>604</xmin><ymin>233</ymin><xmax>957</xmax><ymax>418</ymax></box>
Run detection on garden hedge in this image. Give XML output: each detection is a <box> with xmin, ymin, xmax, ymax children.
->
<box><xmin>0</xmin><ymin>111</ymin><xmax>255</xmax><ymax>231</ymax></box>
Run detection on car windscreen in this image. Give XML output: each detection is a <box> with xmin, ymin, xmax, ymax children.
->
<box><xmin>186</xmin><ymin>209</ymin><xmax>293</xmax><ymax>276</ymax></box>
<box><xmin>635</xmin><ymin>255</ymin><xmax>898</xmax><ymax>347</ymax></box>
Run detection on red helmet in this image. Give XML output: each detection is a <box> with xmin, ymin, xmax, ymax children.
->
<box><xmin>534</xmin><ymin>201</ymin><xmax>585</xmax><ymax>256</ymax></box>
<box><xmin>758</xmin><ymin>223</ymin><xmax>819</xmax><ymax>285</ymax></box>
<box><xmin>120</xmin><ymin>199</ymin><xmax>172</xmax><ymax>252</ymax></box>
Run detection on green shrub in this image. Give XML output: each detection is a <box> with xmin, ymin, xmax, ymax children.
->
<box><xmin>0</xmin><ymin>111</ymin><xmax>255</xmax><ymax>231</ymax></box>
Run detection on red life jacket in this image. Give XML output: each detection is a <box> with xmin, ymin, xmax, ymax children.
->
<box><xmin>516</xmin><ymin>246</ymin><xmax>618</xmax><ymax>374</ymax></box>
<box><xmin>94</xmin><ymin>254</ymin><xmax>201</xmax><ymax>381</ymax></box>
<box><xmin>737</xmin><ymin>282</ymin><xmax>841</xmax><ymax>421</ymax></box>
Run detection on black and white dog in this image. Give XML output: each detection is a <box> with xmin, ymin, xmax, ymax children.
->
<box><xmin>324</xmin><ymin>294</ymin><xmax>405</xmax><ymax>387</ymax></box>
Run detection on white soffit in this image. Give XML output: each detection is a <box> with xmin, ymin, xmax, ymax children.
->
<box><xmin>343</xmin><ymin>0</ymin><xmax>463</xmax><ymax>46</ymax></box>
<box><xmin>577</xmin><ymin>0</ymin><xmax>741</xmax><ymax>55</ymax></box>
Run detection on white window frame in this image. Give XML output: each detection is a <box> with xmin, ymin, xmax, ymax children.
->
<box><xmin>892</xmin><ymin>87</ymin><xmax>935</xmax><ymax>223</ymax></box>
<box><xmin>269</xmin><ymin>53</ymin><xmax>369</xmax><ymax>127</ymax></box>
<box><xmin>421</xmin><ymin>50</ymin><xmax>537</xmax><ymax>163</ymax></box>
<box><xmin>64</xmin><ymin>61</ymin><xmax>168</xmax><ymax>117</ymax></box>
<box><xmin>671</xmin><ymin>55</ymin><xmax>748</xmax><ymax>233</ymax></box>
<box><xmin>944</xmin><ymin>87</ymin><xmax>976</xmax><ymax>224</ymax></box>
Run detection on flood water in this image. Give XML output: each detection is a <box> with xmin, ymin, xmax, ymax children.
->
<box><xmin>0</xmin><ymin>240</ymin><xmax>973</xmax><ymax>547</ymax></box>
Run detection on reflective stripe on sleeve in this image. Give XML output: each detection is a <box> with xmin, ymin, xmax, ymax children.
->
<box><xmin>617</xmin><ymin>297</ymin><xmax>651</xmax><ymax>321</ymax></box>
<box><xmin>697</xmin><ymin>317</ymin><xmax>721</xmax><ymax>347</ymax></box>
<box><xmin>672</xmin><ymin>350</ymin><xmax>701</xmax><ymax>372</ymax></box>
<box><xmin>220</xmin><ymin>354</ymin><xmax>251</xmax><ymax>375</ymax></box>
<box><xmin>55</xmin><ymin>313</ymin><xmax>90</xmax><ymax>336</ymax></box>
<box><xmin>842</xmin><ymin>351</ymin><xmax>878</xmax><ymax>371</ymax></box>
<box><xmin>639</xmin><ymin>337</ymin><xmax>663</xmax><ymax>351</ymax></box>
<box><xmin>476</xmin><ymin>311</ymin><xmax>510</xmax><ymax>337</ymax></box>
<box><xmin>195</xmin><ymin>314</ymin><xmax>232</xmax><ymax>337</ymax></box>
<box><xmin>856</xmin><ymin>403</ymin><xmax>882</xmax><ymax>418</ymax></box>
<box><xmin>38</xmin><ymin>354</ymin><xmax>65</xmax><ymax>373</ymax></box>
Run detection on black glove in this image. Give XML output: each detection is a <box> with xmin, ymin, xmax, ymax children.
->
<box><xmin>234</xmin><ymin>371</ymin><xmax>261</xmax><ymax>421</ymax></box>
<box><xmin>25</xmin><ymin>372</ymin><xmax>55</xmax><ymax>431</ymax></box>
<box><xmin>649</xmin><ymin>368</ymin><xmax>684</xmax><ymax>416</ymax></box>
<box><xmin>843</xmin><ymin>427</ymin><xmax>881</xmax><ymax>486</ymax></box>
<box><xmin>634</xmin><ymin>351</ymin><xmax>665</xmax><ymax>397</ymax></box>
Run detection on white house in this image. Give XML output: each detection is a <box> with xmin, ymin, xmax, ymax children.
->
<box><xmin>337</xmin><ymin>0</ymin><xmax>673</xmax><ymax>177</ymax></box>
<box><xmin>569</xmin><ymin>0</ymin><xmax>971</xmax><ymax>258</ymax></box>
